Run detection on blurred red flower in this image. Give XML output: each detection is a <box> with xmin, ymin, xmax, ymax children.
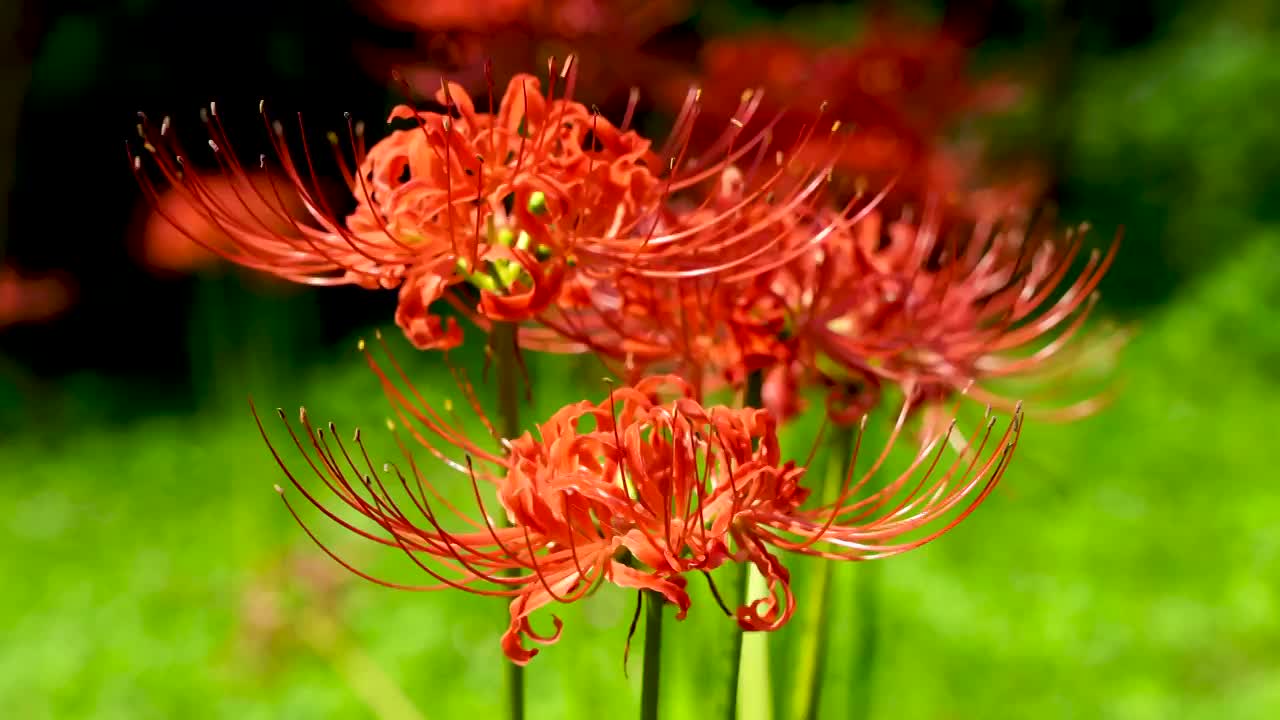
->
<box><xmin>136</xmin><ymin>170</ymin><xmax>307</xmax><ymax>275</ymax></box>
<box><xmin>354</xmin><ymin>0</ymin><xmax>689</xmax><ymax>101</ymax></box>
<box><xmin>654</xmin><ymin>15</ymin><xmax>1021</xmax><ymax>199</ymax></box>
<box><xmin>0</xmin><ymin>265</ymin><xmax>74</xmax><ymax>329</ymax></box>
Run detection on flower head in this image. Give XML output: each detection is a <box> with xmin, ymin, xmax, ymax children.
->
<box><xmin>776</xmin><ymin>198</ymin><xmax>1121</xmax><ymax>424</ymax></box>
<box><xmin>263</xmin><ymin>339</ymin><xmax>1022</xmax><ymax>664</ymax></box>
<box><xmin>132</xmin><ymin>62</ymin><xmax>781</xmax><ymax>351</ymax></box>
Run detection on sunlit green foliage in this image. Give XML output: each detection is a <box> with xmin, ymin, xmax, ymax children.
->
<box><xmin>3</xmin><ymin>238</ymin><xmax>1277</xmax><ymax>719</ymax></box>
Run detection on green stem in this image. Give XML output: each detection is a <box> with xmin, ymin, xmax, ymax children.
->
<box><xmin>722</xmin><ymin>561</ymin><xmax>748</xmax><ymax>720</ymax></box>
<box><xmin>743</xmin><ymin>372</ymin><xmax>765</xmax><ymax>410</ymax></box>
<box><xmin>790</xmin><ymin>423</ymin><xmax>855</xmax><ymax>720</ymax></box>
<box><xmin>739</xmin><ymin>571</ymin><xmax>774</xmax><ymax>720</ymax></box>
<box><xmin>848</xmin><ymin>560</ymin><xmax>880</xmax><ymax>719</ymax></box>
<box><xmin>492</xmin><ymin>322</ymin><xmax>522</xmax><ymax>441</ymax></box>
<box><xmin>491</xmin><ymin>321</ymin><xmax>525</xmax><ymax>720</ymax></box>
<box><xmin>722</xmin><ymin>371</ymin><xmax>765</xmax><ymax>720</ymax></box>
<box><xmin>640</xmin><ymin>590</ymin><xmax>665</xmax><ymax>720</ymax></box>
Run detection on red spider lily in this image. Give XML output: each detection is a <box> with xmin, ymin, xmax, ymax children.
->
<box><xmin>775</xmin><ymin>198</ymin><xmax>1121</xmax><ymax>425</ymax></box>
<box><xmin>361</xmin><ymin>0</ymin><xmax>685</xmax><ymax>39</ymax></box>
<box><xmin>354</xmin><ymin>0</ymin><xmax>689</xmax><ymax>99</ymax></box>
<box><xmin>134</xmin><ymin>170</ymin><xmax>307</xmax><ymax>275</ymax></box>
<box><xmin>524</xmin><ymin>271</ymin><xmax>794</xmax><ymax>399</ymax></box>
<box><xmin>0</xmin><ymin>265</ymin><xmax>75</xmax><ymax>330</ymax></box>
<box><xmin>363</xmin><ymin>0</ymin><xmax>549</xmax><ymax>31</ymax></box>
<box><xmin>494</xmin><ymin>158</ymin><xmax>892</xmax><ymax>396</ymax></box>
<box><xmin>131</xmin><ymin>61</ymin><xmax>795</xmax><ymax>351</ymax></box>
<box><xmin>262</xmin><ymin>340</ymin><xmax>1022</xmax><ymax>665</ymax></box>
<box><xmin>652</xmin><ymin>15</ymin><xmax>1020</xmax><ymax>198</ymax></box>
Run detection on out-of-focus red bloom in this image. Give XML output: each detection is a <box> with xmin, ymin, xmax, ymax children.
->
<box><xmin>363</xmin><ymin>0</ymin><xmax>684</xmax><ymax>39</ymax></box>
<box><xmin>0</xmin><ymin>265</ymin><xmax>74</xmax><ymax>329</ymax></box>
<box><xmin>773</xmin><ymin>198</ymin><xmax>1120</xmax><ymax>424</ymax></box>
<box><xmin>264</xmin><ymin>343</ymin><xmax>1022</xmax><ymax>665</ymax></box>
<box><xmin>364</xmin><ymin>0</ymin><xmax>537</xmax><ymax>30</ymax></box>
<box><xmin>656</xmin><ymin>15</ymin><xmax>1020</xmax><ymax>198</ymax></box>
<box><xmin>135</xmin><ymin>171</ymin><xmax>307</xmax><ymax>275</ymax></box>
<box><xmin>355</xmin><ymin>0</ymin><xmax>689</xmax><ymax>99</ymax></box>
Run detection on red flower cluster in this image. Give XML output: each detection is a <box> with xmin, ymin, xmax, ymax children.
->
<box><xmin>510</xmin><ymin>178</ymin><xmax>1116</xmax><ymax>427</ymax></box>
<box><xmin>766</xmin><ymin>199</ymin><xmax>1121</xmax><ymax>425</ymax></box>
<box><xmin>514</xmin><ymin>154</ymin><xmax>890</xmax><ymax>393</ymax></box>
<box><xmin>132</xmin><ymin>59</ymin><xmax>1116</xmax><ymax>424</ymax></box>
<box><xmin>132</xmin><ymin>47</ymin><xmax>1119</xmax><ymax>672</ymax></box>
<box><xmin>133</xmin><ymin>63</ymin><xmax>820</xmax><ymax>353</ymax></box>
<box><xmin>264</xmin><ymin>349</ymin><xmax>1021</xmax><ymax>664</ymax></box>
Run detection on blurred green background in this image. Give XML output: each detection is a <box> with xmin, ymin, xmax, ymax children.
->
<box><xmin>2</xmin><ymin>0</ymin><xmax>1279</xmax><ymax>718</ymax></box>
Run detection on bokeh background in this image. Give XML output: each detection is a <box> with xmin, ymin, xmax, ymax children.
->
<box><xmin>2</xmin><ymin>0</ymin><xmax>1278</xmax><ymax>718</ymax></box>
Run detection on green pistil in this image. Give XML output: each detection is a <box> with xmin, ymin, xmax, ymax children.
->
<box><xmin>494</xmin><ymin>258</ymin><xmax>525</xmax><ymax>290</ymax></box>
<box><xmin>527</xmin><ymin>191</ymin><xmax>548</xmax><ymax>215</ymax></box>
<box><xmin>460</xmin><ymin>213</ymin><xmax>556</xmax><ymax>294</ymax></box>
<box><xmin>455</xmin><ymin>257</ymin><xmax>500</xmax><ymax>292</ymax></box>
<box><xmin>455</xmin><ymin>256</ymin><xmax>532</xmax><ymax>295</ymax></box>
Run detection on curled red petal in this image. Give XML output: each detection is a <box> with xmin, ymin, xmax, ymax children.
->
<box><xmin>609</xmin><ymin>561</ymin><xmax>691</xmax><ymax>620</ymax></box>
<box><xmin>395</xmin><ymin>263</ymin><xmax>464</xmax><ymax>350</ymax></box>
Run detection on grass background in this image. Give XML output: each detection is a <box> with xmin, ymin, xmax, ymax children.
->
<box><xmin>5</xmin><ymin>236</ymin><xmax>1277</xmax><ymax>719</ymax></box>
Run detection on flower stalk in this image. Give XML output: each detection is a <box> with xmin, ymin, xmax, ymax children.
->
<box><xmin>790</xmin><ymin>422</ymin><xmax>856</xmax><ymax>720</ymax></box>
<box><xmin>721</xmin><ymin>558</ymin><xmax>748</xmax><ymax>720</ymax></box>
<box><xmin>492</xmin><ymin>320</ymin><xmax>525</xmax><ymax>720</ymax></box>
<box><xmin>848</xmin><ymin>560</ymin><xmax>880</xmax><ymax>719</ymax></box>
<box><xmin>739</xmin><ymin>569</ymin><xmax>775</xmax><ymax>720</ymax></box>
<box><xmin>640</xmin><ymin>590</ymin><xmax>665</xmax><ymax>720</ymax></box>
<box><xmin>723</xmin><ymin>370</ymin><xmax>766</xmax><ymax>720</ymax></box>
